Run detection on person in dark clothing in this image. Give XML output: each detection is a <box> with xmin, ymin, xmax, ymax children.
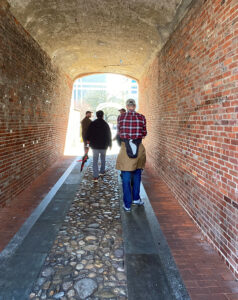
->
<box><xmin>86</xmin><ymin>110</ymin><xmax>112</xmax><ymax>182</ymax></box>
<box><xmin>81</xmin><ymin>111</ymin><xmax>92</xmax><ymax>153</ymax></box>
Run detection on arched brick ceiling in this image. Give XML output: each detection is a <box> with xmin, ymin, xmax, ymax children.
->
<box><xmin>8</xmin><ymin>0</ymin><xmax>193</xmax><ymax>80</ymax></box>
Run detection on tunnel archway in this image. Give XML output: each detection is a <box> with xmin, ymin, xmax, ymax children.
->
<box><xmin>1</xmin><ymin>0</ymin><xmax>237</xmax><ymax>279</ymax></box>
<box><xmin>64</xmin><ymin>73</ymin><xmax>138</xmax><ymax>155</ymax></box>
<box><xmin>7</xmin><ymin>0</ymin><xmax>193</xmax><ymax>80</ymax></box>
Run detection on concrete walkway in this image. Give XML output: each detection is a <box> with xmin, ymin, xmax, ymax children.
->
<box><xmin>0</xmin><ymin>155</ymin><xmax>237</xmax><ymax>300</ymax></box>
<box><xmin>142</xmin><ymin>167</ymin><xmax>238</xmax><ymax>300</ymax></box>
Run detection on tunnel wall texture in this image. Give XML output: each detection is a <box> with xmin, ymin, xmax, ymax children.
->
<box><xmin>140</xmin><ymin>0</ymin><xmax>238</xmax><ymax>277</ymax></box>
<box><xmin>0</xmin><ymin>5</ymin><xmax>72</xmax><ymax>207</ymax></box>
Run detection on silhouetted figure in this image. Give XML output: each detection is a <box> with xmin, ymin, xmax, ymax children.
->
<box><xmin>81</xmin><ymin>110</ymin><xmax>92</xmax><ymax>154</ymax></box>
<box><xmin>86</xmin><ymin>110</ymin><xmax>112</xmax><ymax>182</ymax></box>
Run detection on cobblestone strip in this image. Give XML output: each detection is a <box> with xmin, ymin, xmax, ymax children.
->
<box><xmin>29</xmin><ymin>157</ymin><xmax>127</xmax><ymax>300</ymax></box>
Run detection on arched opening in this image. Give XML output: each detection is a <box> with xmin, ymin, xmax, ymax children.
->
<box><xmin>1</xmin><ymin>0</ymin><xmax>237</xmax><ymax>285</ymax></box>
<box><xmin>64</xmin><ymin>73</ymin><xmax>138</xmax><ymax>155</ymax></box>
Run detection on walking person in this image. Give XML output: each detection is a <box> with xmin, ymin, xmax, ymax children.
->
<box><xmin>116</xmin><ymin>99</ymin><xmax>147</xmax><ymax>211</ymax></box>
<box><xmin>81</xmin><ymin>110</ymin><xmax>92</xmax><ymax>154</ymax></box>
<box><xmin>113</xmin><ymin>108</ymin><xmax>126</xmax><ymax>146</ymax></box>
<box><xmin>86</xmin><ymin>110</ymin><xmax>112</xmax><ymax>182</ymax></box>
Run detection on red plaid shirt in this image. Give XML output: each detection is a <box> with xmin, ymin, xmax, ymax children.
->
<box><xmin>117</xmin><ymin>110</ymin><xmax>147</xmax><ymax>139</ymax></box>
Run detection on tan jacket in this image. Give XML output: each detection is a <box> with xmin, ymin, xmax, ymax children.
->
<box><xmin>116</xmin><ymin>141</ymin><xmax>146</xmax><ymax>171</ymax></box>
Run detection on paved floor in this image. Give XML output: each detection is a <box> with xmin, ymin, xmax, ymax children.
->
<box><xmin>142</xmin><ymin>167</ymin><xmax>238</xmax><ymax>300</ymax></box>
<box><xmin>0</xmin><ymin>156</ymin><xmax>76</xmax><ymax>253</ymax></box>
<box><xmin>0</xmin><ymin>156</ymin><xmax>188</xmax><ymax>300</ymax></box>
<box><xmin>28</xmin><ymin>158</ymin><xmax>127</xmax><ymax>300</ymax></box>
<box><xmin>0</xmin><ymin>155</ymin><xmax>237</xmax><ymax>299</ymax></box>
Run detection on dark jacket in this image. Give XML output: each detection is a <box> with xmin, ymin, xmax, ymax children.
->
<box><xmin>86</xmin><ymin>118</ymin><xmax>112</xmax><ymax>150</ymax></box>
<box><xmin>81</xmin><ymin>117</ymin><xmax>92</xmax><ymax>141</ymax></box>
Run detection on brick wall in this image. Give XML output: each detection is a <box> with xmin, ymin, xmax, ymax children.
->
<box><xmin>0</xmin><ymin>4</ymin><xmax>72</xmax><ymax>207</ymax></box>
<box><xmin>140</xmin><ymin>0</ymin><xmax>238</xmax><ymax>277</ymax></box>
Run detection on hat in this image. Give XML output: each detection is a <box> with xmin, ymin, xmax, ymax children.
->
<box><xmin>126</xmin><ymin>99</ymin><xmax>136</xmax><ymax>106</ymax></box>
<box><xmin>118</xmin><ymin>108</ymin><xmax>126</xmax><ymax>113</ymax></box>
<box><xmin>86</xmin><ymin>111</ymin><xmax>92</xmax><ymax>114</ymax></box>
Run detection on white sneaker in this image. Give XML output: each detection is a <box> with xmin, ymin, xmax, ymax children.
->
<box><xmin>132</xmin><ymin>199</ymin><xmax>144</xmax><ymax>206</ymax></box>
<box><xmin>123</xmin><ymin>205</ymin><xmax>131</xmax><ymax>212</ymax></box>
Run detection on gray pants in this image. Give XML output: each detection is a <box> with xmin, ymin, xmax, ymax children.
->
<box><xmin>93</xmin><ymin>149</ymin><xmax>106</xmax><ymax>178</ymax></box>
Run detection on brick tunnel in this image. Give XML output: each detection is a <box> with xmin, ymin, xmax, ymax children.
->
<box><xmin>0</xmin><ymin>0</ymin><xmax>238</xmax><ymax>299</ymax></box>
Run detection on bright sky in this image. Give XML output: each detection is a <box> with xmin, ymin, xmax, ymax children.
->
<box><xmin>106</xmin><ymin>74</ymin><xmax>136</xmax><ymax>98</ymax></box>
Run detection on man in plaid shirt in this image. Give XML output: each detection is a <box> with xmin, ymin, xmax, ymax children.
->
<box><xmin>116</xmin><ymin>98</ymin><xmax>147</xmax><ymax>212</ymax></box>
<box><xmin>117</xmin><ymin>105</ymin><xmax>147</xmax><ymax>140</ymax></box>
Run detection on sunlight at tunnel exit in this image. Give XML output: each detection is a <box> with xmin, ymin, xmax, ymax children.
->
<box><xmin>64</xmin><ymin>74</ymin><xmax>138</xmax><ymax>156</ymax></box>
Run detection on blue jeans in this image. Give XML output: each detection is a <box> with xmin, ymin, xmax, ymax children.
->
<box><xmin>93</xmin><ymin>149</ymin><xmax>106</xmax><ymax>178</ymax></box>
<box><xmin>121</xmin><ymin>169</ymin><xmax>142</xmax><ymax>208</ymax></box>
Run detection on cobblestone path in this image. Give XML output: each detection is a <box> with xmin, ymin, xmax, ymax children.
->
<box><xmin>29</xmin><ymin>157</ymin><xmax>127</xmax><ymax>300</ymax></box>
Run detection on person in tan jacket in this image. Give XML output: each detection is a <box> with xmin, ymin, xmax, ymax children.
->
<box><xmin>116</xmin><ymin>99</ymin><xmax>147</xmax><ymax>212</ymax></box>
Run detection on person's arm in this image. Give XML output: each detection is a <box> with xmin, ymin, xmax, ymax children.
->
<box><xmin>142</xmin><ymin>116</ymin><xmax>147</xmax><ymax>138</ymax></box>
<box><xmin>107</xmin><ymin>124</ymin><xmax>112</xmax><ymax>148</ymax></box>
<box><xmin>84</xmin><ymin>121</ymin><xmax>91</xmax><ymax>141</ymax></box>
<box><xmin>81</xmin><ymin>119</ymin><xmax>86</xmax><ymax>139</ymax></box>
<box><xmin>117</xmin><ymin>115</ymin><xmax>121</xmax><ymax>137</ymax></box>
<box><xmin>85</xmin><ymin>123</ymin><xmax>92</xmax><ymax>143</ymax></box>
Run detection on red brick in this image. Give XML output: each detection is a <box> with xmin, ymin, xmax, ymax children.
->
<box><xmin>0</xmin><ymin>7</ymin><xmax>72</xmax><ymax>207</ymax></box>
<box><xmin>140</xmin><ymin>0</ymin><xmax>238</xmax><ymax>279</ymax></box>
